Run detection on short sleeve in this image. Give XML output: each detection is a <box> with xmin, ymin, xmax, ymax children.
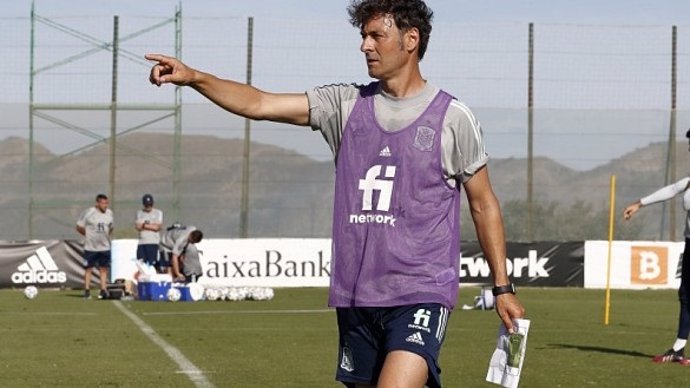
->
<box><xmin>441</xmin><ymin>100</ymin><xmax>488</xmax><ymax>183</ymax></box>
<box><xmin>76</xmin><ymin>208</ymin><xmax>88</xmax><ymax>227</ymax></box>
<box><xmin>306</xmin><ymin>83</ymin><xmax>361</xmax><ymax>158</ymax></box>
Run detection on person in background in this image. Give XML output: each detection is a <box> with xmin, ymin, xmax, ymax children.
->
<box><xmin>146</xmin><ymin>0</ymin><xmax>524</xmax><ymax>386</ymax></box>
<box><xmin>134</xmin><ymin>193</ymin><xmax>164</xmax><ymax>272</ymax></box>
<box><xmin>178</xmin><ymin>242</ymin><xmax>203</xmax><ymax>284</ymax></box>
<box><xmin>76</xmin><ymin>193</ymin><xmax>114</xmax><ymax>300</ymax></box>
<box><xmin>461</xmin><ymin>287</ymin><xmax>495</xmax><ymax>311</ymax></box>
<box><xmin>623</xmin><ymin>128</ymin><xmax>690</xmax><ymax>366</ymax></box>
<box><xmin>159</xmin><ymin>224</ymin><xmax>204</xmax><ymax>283</ymax></box>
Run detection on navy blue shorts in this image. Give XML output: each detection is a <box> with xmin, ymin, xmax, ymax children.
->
<box><xmin>137</xmin><ymin>244</ymin><xmax>160</xmax><ymax>266</ymax></box>
<box><xmin>84</xmin><ymin>250</ymin><xmax>111</xmax><ymax>268</ymax></box>
<box><xmin>335</xmin><ymin>303</ymin><xmax>450</xmax><ymax>388</ymax></box>
<box><xmin>156</xmin><ymin>251</ymin><xmax>172</xmax><ymax>270</ymax></box>
<box><xmin>184</xmin><ymin>273</ymin><xmax>202</xmax><ymax>284</ymax></box>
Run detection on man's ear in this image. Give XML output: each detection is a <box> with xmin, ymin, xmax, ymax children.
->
<box><xmin>404</xmin><ymin>27</ymin><xmax>420</xmax><ymax>55</ymax></box>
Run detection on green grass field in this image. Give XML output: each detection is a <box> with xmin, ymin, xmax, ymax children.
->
<box><xmin>0</xmin><ymin>287</ymin><xmax>687</xmax><ymax>387</ymax></box>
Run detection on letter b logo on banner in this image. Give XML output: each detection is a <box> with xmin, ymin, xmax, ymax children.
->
<box><xmin>630</xmin><ymin>245</ymin><xmax>668</xmax><ymax>285</ymax></box>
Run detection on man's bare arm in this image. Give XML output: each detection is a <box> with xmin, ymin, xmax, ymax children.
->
<box><xmin>146</xmin><ymin>53</ymin><xmax>309</xmax><ymax>126</ymax></box>
<box><xmin>464</xmin><ymin>166</ymin><xmax>525</xmax><ymax>332</ymax></box>
<box><xmin>171</xmin><ymin>254</ymin><xmax>184</xmax><ymax>279</ymax></box>
<box><xmin>135</xmin><ymin>221</ymin><xmax>162</xmax><ymax>232</ymax></box>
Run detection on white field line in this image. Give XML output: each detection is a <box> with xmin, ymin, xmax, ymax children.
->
<box><xmin>2</xmin><ymin>312</ymin><xmax>98</xmax><ymax>316</ymax></box>
<box><xmin>112</xmin><ymin>301</ymin><xmax>215</xmax><ymax>388</ymax></box>
<box><xmin>143</xmin><ymin>308</ymin><xmax>333</xmax><ymax>316</ymax></box>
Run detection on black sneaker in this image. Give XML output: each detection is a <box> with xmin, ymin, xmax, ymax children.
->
<box><xmin>83</xmin><ymin>289</ymin><xmax>91</xmax><ymax>299</ymax></box>
<box><xmin>652</xmin><ymin>348</ymin><xmax>690</xmax><ymax>365</ymax></box>
<box><xmin>98</xmin><ymin>289</ymin><xmax>109</xmax><ymax>300</ymax></box>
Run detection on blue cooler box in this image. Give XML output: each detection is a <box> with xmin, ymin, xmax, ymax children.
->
<box><xmin>178</xmin><ymin>286</ymin><xmax>193</xmax><ymax>301</ymax></box>
<box><xmin>137</xmin><ymin>281</ymin><xmax>171</xmax><ymax>301</ymax></box>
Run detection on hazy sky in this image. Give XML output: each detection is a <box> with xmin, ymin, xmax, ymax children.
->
<box><xmin>2</xmin><ymin>0</ymin><xmax>690</xmax><ymax>170</ymax></box>
<box><xmin>2</xmin><ymin>0</ymin><xmax>690</xmax><ymax>24</ymax></box>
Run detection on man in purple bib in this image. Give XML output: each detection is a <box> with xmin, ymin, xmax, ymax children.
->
<box><xmin>146</xmin><ymin>1</ymin><xmax>525</xmax><ymax>386</ymax></box>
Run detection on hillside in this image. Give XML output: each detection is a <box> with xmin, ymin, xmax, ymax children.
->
<box><xmin>0</xmin><ymin>133</ymin><xmax>686</xmax><ymax>241</ymax></box>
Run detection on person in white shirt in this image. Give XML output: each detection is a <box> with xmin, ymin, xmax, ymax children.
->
<box><xmin>134</xmin><ymin>193</ymin><xmax>164</xmax><ymax>271</ymax></box>
<box><xmin>624</xmin><ymin>128</ymin><xmax>690</xmax><ymax>365</ymax></box>
<box><xmin>76</xmin><ymin>193</ymin><xmax>114</xmax><ymax>299</ymax></box>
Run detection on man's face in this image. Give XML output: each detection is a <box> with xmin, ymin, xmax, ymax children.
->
<box><xmin>359</xmin><ymin>14</ymin><xmax>407</xmax><ymax>80</ymax></box>
<box><xmin>96</xmin><ymin>198</ymin><xmax>109</xmax><ymax>212</ymax></box>
<box><xmin>143</xmin><ymin>204</ymin><xmax>153</xmax><ymax>212</ymax></box>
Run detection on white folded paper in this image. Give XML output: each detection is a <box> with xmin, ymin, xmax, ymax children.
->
<box><xmin>486</xmin><ymin>318</ymin><xmax>531</xmax><ymax>388</ymax></box>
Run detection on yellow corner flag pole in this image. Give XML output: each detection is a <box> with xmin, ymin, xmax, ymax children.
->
<box><xmin>604</xmin><ymin>175</ymin><xmax>616</xmax><ymax>325</ymax></box>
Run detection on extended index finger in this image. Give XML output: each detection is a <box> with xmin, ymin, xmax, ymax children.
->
<box><xmin>144</xmin><ymin>53</ymin><xmax>173</xmax><ymax>64</ymax></box>
<box><xmin>145</xmin><ymin>53</ymin><xmax>172</xmax><ymax>86</ymax></box>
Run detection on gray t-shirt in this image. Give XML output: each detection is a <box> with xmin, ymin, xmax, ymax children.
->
<box><xmin>306</xmin><ymin>82</ymin><xmax>488</xmax><ymax>186</ymax></box>
<box><xmin>76</xmin><ymin>207</ymin><xmax>114</xmax><ymax>252</ymax></box>
<box><xmin>160</xmin><ymin>225</ymin><xmax>197</xmax><ymax>256</ymax></box>
<box><xmin>181</xmin><ymin>244</ymin><xmax>202</xmax><ymax>276</ymax></box>
<box><xmin>135</xmin><ymin>208</ymin><xmax>163</xmax><ymax>245</ymax></box>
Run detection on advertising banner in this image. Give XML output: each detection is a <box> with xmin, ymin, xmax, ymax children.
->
<box><xmin>111</xmin><ymin>238</ymin><xmax>333</xmax><ymax>288</ymax></box>
<box><xmin>459</xmin><ymin>241</ymin><xmax>584</xmax><ymax>287</ymax></box>
<box><xmin>0</xmin><ymin>240</ymin><xmax>85</xmax><ymax>288</ymax></box>
<box><xmin>584</xmin><ymin>240</ymin><xmax>683</xmax><ymax>289</ymax></box>
<box><xmin>113</xmin><ymin>239</ymin><xmax>584</xmax><ymax>288</ymax></box>
<box><xmin>0</xmin><ymin>239</ymin><xmax>586</xmax><ymax>289</ymax></box>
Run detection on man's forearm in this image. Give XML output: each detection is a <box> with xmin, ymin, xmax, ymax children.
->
<box><xmin>171</xmin><ymin>254</ymin><xmax>182</xmax><ymax>277</ymax></box>
<box><xmin>472</xmin><ymin>200</ymin><xmax>510</xmax><ymax>286</ymax></box>
<box><xmin>191</xmin><ymin>72</ymin><xmax>265</xmax><ymax>119</ymax></box>
<box><xmin>193</xmin><ymin>74</ymin><xmax>309</xmax><ymax>125</ymax></box>
<box><xmin>640</xmin><ymin>176</ymin><xmax>690</xmax><ymax>206</ymax></box>
<box><xmin>146</xmin><ymin>53</ymin><xmax>309</xmax><ymax>126</ymax></box>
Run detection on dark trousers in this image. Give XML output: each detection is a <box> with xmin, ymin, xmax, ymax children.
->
<box><xmin>677</xmin><ymin>238</ymin><xmax>690</xmax><ymax>339</ymax></box>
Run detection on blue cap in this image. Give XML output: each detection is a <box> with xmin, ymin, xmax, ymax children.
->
<box><xmin>142</xmin><ymin>194</ymin><xmax>154</xmax><ymax>206</ymax></box>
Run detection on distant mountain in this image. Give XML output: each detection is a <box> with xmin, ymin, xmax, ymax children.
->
<box><xmin>490</xmin><ymin>141</ymin><xmax>688</xmax><ymax>206</ymax></box>
<box><xmin>0</xmin><ymin>133</ymin><xmax>686</xmax><ymax>241</ymax></box>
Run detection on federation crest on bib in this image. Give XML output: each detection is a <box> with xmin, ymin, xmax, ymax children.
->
<box><xmin>413</xmin><ymin>126</ymin><xmax>435</xmax><ymax>152</ymax></box>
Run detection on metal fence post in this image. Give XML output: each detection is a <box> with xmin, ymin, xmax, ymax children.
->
<box><xmin>240</xmin><ymin>17</ymin><xmax>254</xmax><ymax>238</ymax></box>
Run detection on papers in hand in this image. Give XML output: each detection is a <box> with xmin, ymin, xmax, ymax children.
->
<box><xmin>486</xmin><ymin>318</ymin><xmax>530</xmax><ymax>388</ymax></box>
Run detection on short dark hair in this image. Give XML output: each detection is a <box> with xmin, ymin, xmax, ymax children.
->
<box><xmin>96</xmin><ymin>193</ymin><xmax>108</xmax><ymax>201</ymax></box>
<box><xmin>686</xmin><ymin>128</ymin><xmax>690</xmax><ymax>139</ymax></box>
<box><xmin>347</xmin><ymin>0</ymin><xmax>434</xmax><ymax>60</ymax></box>
<box><xmin>189</xmin><ymin>230</ymin><xmax>204</xmax><ymax>244</ymax></box>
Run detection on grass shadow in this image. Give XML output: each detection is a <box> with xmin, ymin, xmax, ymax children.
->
<box><xmin>62</xmin><ymin>293</ymin><xmax>88</xmax><ymax>298</ymax></box>
<box><xmin>548</xmin><ymin>343</ymin><xmax>653</xmax><ymax>358</ymax></box>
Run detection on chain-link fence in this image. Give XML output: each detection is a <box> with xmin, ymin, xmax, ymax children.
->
<box><xmin>1</xmin><ymin>9</ymin><xmax>689</xmax><ymax>242</ymax></box>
